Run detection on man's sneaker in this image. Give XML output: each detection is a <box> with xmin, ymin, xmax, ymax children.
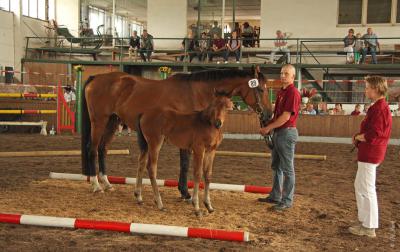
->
<box><xmin>236</xmin><ymin>61</ymin><xmax>240</xmax><ymax>63</ymax></box>
<box><xmin>217</xmin><ymin>61</ymin><xmax>221</xmax><ymax>64</ymax></box>
<box><xmin>258</xmin><ymin>196</ymin><xmax>280</xmax><ymax>204</ymax></box>
<box><xmin>224</xmin><ymin>61</ymin><xmax>228</xmax><ymax>64</ymax></box>
<box><xmin>348</xmin><ymin>225</ymin><xmax>376</xmax><ymax>238</ymax></box>
<box><xmin>271</xmin><ymin>203</ymin><xmax>291</xmax><ymax>211</ymax></box>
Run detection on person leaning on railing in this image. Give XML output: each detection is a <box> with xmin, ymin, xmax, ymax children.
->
<box><xmin>208</xmin><ymin>33</ymin><xmax>227</xmax><ymax>64</ymax></box>
<box><xmin>180</xmin><ymin>32</ymin><xmax>199</xmax><ymax>63</ymax></box>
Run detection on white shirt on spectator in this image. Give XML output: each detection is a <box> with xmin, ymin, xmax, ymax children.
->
<box><xmin>64</xmin><ymin>91</ymin><xmax>76</xmax><ymax>102</ymax></box>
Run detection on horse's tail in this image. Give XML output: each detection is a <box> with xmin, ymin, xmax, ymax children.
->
<box><xmin>81</xmin><ymin>75</ymin><xmax>95</xmax><ymax>176</ymax></box>
<box><xmin>135</xmin><ymin>114</ymin><xmax>148</xmax><ymax>153</ymax></box>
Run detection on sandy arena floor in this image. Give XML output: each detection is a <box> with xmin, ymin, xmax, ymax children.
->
<box><xmin>0</xmin><ymin>134</ymin><xmax>399</xmax><ymax>251</ymax></box>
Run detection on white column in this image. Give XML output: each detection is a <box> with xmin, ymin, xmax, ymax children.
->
<box><xmin>55</xmin><ymin>0</ymin><xmax>80</xmax><ymax>36</ymax></box>
<box><xmin>9</xmin><ymin>0</ymin><xmax>22</xmax><ymax>72</ymax></box>
<box><xmin>112</xmin><ymin>0</ymin><xmax>116</xmax><ymax>47</ymax></box>
<box><xmin>147</xmin><ymin>0</ymin><xmax>187</xmax><ymax>49</ymax></box>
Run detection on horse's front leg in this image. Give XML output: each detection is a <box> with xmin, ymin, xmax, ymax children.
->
<box><xmin>203</xmin><ymin>150</ymin><xmax>216</xmax><ymax>213</ymax></box>
<box><xmin>178</xmin><ymin>149</ymin><xmax>192</xmax><ymax>200</ymax></box>
<box><xmin>192</xmin><ymin>148</ymin><xmax>205</xmax><ymax>217</ymax></box>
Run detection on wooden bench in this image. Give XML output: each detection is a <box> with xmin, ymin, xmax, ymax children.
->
<box><xmin>34</xmin><ymin>47</ymin><xmax>101</xmax><ymax>61</ymax></box>
<box><xmin>0</xmin><ymin>120</ymin><xmax>48</xmax><ymax>135</ymax></box>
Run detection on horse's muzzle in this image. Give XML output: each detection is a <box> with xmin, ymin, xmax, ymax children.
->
<box><xmin>214</xmin><ymin>119</ymin><xmax>222</xmax><ymax>129</ymax></box>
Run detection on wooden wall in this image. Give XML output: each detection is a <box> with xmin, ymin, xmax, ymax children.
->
<box><xmin>225</xmin><ymin>112</ymin><xmax>400</xmax><ymax>138</ymax></box>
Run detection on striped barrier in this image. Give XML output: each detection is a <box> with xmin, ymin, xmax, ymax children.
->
<box><xmin>49</xmin><ymin>172</ymin><xmax>272</xmax><ymax>194</ymax></box>
<box><xmin>0</xmin><ymin>149</ymin><xmax>130</xmax><ymax>157</ymax></box>
<box><xmin>0</xmin><ymin>213</ymin><xmax>249</xmax><ymax>242</ymax></box>
<box><xmin>0</xmin><ymin>109</ymin><xmax>56</xmax><ymax>114</ymax></box>
<box><xmin>0</xmin><ymin>93</ymin><xmax>57</xmax><ymax>98</ymax></box>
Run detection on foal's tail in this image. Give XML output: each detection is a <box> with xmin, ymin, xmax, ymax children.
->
<box><xmin>135</xmin><ymin>114</ymin><xmax>148</xmax><ymax>153</ymax></box>
<box><xmin>81</xmin><ymin>75</ymin><xmax>95</xmax><ymax>176</ymax></box>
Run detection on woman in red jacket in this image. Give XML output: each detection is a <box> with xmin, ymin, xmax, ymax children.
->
<box><xmin>349</xmin><ymin>76</ymin><xmax>392</xmax><ymax>238</ymax></box>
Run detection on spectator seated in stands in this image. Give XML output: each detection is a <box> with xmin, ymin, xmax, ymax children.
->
<box><xmin>180</xmin><ymin>32</ymin><xmax>199</xmax><ymax>62</ymax></box>
<box><xmin>139</xmin><ymin>29</ymin><xmax>154</xmax><ymax>62</ymax></box>
<box><xmin>241</xmin><ymin>22</ymin><xmax>254</xmax><ymax>47</ymax></box>
<box><xmin>129</xmin><ymin>30</ymin><xmax>140</xmax><ymax>58</ymax></box>
<box><xmin>351</xmin><ymin>104</ymin><xmax>362</xmax><ymax>115</ymax></box>
<box><xmin>64</xmin><ymin>85</ymin><xmax>76</xmax><ymax>103</ymax></box>
<box><xmin>198</xmin><ymin>32</ymin><xmax>209</xmax><ymax>62</ymax></box>
<box><xmin>333</xmin><ymin>103</ymin><xmax>345</xmax><ymax>115</ymax></box>
<box><xmin>270</xmin><ymin>30</ymin><xmax>291</xmax><ymax>64</ymax></box>
<box><xmin>208</xmin><ymin>33</ymin><xmax>227</xmax><ymax>64</ymax></box>
<box><xmin>392</xmin><ymin>102</ymin><xmax>400</xmax><ymax>116</ymax></box>
<box><xmin>305</xmin><ymin>103</ymin><xmax>317</xmax><ymax>115</ymax></box>
<box><xmin>317</xmin><ymin>102</ymin><xmax>328</xmax><ymax>115</ymax></box>
<box><xmin>362</xmin><ymin>103</ymin><xmax>371</xmax><ymax>115</ymax></box>
<box><xmin>300</xmin><ymin>103</ymin><xmax>307</xmax><ymax>114</ymax></box>
<box><xmin>343</xmin><ymin>28</ymin><xmax>355</xmax><ymax>64</ymax></box>
<box><xmin>361</xmin><ymin>28</ymin><xmax>380</xmax><ymax>64</ymax></box>
<box><xmin>225</xmin><ymin>30</ymin><xmax>241</xmax><ymax>63</ymax></box>
<box><xmin>354</xmin><ymin>33</ymin><xmax>364</xmax><ymax>64</ymax></box>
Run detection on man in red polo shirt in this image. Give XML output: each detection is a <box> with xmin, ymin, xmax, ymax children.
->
<box><xmin>258</xmin><ymin>64</ymin><xmax>301</xmax><ymax>211</ymax></box>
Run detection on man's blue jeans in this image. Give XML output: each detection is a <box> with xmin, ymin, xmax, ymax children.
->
<box><xmin>361</xmin><ymin>47</ymin><xmax>377</xmax><ymax>64</ymax></box>
<box><xmin>269</xmin><ymin>128</ymin><xmax>298</xmax><ymax>207</ymax></box>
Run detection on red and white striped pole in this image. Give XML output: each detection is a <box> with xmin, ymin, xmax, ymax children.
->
<box><xmin>49</xmin><ymin>172</ymin><xmax>272</xmax><ymax>194</ymax></box>
<box><xmin>0</xmin><ymin>213</ymin><xmax>249</xmax><ymax>242</ymax></box>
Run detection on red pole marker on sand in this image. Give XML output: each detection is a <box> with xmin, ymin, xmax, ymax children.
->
<box><xmin>0</xmin><ymin>213</ymin><xmax>250</xmax><ymax>242</ymax></box>
<box><xmin>49</xmin><ymin>172</ymin><xmax>272</xmax><ymax>194</ymax></box>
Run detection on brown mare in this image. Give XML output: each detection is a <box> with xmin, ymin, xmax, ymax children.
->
<box><xmin>81</xmin><ymin>68</ymin><xmax>272</xmax><ymax>194</ymax></box>
<box><xmin>136</xmin><ymin>94</ymin><xmax>233</xmax><ymax>215</ymax></box>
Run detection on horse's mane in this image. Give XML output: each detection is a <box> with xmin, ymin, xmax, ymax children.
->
<box><xmin>171</xmin><ymin>69</ymin><xmax>265</xmax><ymax>83</ymax></box>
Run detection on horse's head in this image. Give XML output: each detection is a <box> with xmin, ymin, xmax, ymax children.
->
<box><xmin>240</xmin><ymin>66</ymin><xmax>273</xmax><ymax>126</ymax></box>
<box><xmin>202</xmin><ymin>93</ymin><xmax>233</xmax><ymax>129</ymax></box>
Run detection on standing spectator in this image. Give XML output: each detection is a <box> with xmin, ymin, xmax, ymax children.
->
<box><xmin>208</xmin><ymin>33</ymin><xmax>227</xmax><ymax>64</ymax></box>
<box><xmin>208</xmin><ymin>21</ymin><xmax>222</xmax><ymax>39</ymax></box>
<box><xmin>258</xmin><ymin>64</ymin><xmax>301</xmax><ymax>211</ymax></box>
<box><xmin>349</xmin><ymin>76</ymin><xmax>392</xmax><ymax>238</ymax></box>
<box><xmin>139</xmin><ymin>29</ymin><xmax>154</xmax><ymax>62</ymax></box>
<box><xmin>354</xmin><ymin>33</ymin><xmax>364</xmax><ymax>64</ymax></box>
<box><xmin>351</xmin><ymin>104</ymin><xmax>362</xmax><ymax>115</ymax></box>
<box><xmin>270</xmin><ymin>30</ymin><xmax>291</xmax><ymax>64</ymax></box>
<box><xmin>64</xmin><ymin>85</ymin><xmax>76</xmax><ymax>103</ymax></box>
<box><xmin>129</xmin><ymin>30</ymin><xmax>140</xmax><ymax>59</ymax></box>
<box><xmin>343</xmin><ymin>28</ymin><xmax>355</xmax><ymax>64</ymax></box>
<box><xmin>225</xmin><ymin>30</ymin><xmax>241</xmax><ymax>63</ymax></box>
<box><xmin>198</xmin><ymin>32</ymin><xmax>209</xmax><ymax>62</ymax></box>
<box><xmin>361</xmin><ymin>28</ymin><xmax>380</xmax><ymax>64</ymax></box>
<box><xmin>242</xmin><ymin>22</ymin><xmax>254</xmax><ymax>47</ymax></box>
<box><xmin>333</xmin><ymin>103</ymin><xmax>345</xmax><ymax>115</ymax></box>
<box><xmin>180</xmin><ymin>32</ymin><xmax>198</xmax><ymax>62</ymax></box>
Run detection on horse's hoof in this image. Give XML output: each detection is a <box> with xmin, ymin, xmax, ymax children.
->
<box><xmin>204</xmin><ymin>202</ymin><xmax>214</xmax><ymax>213</ymax></box>
<box><xmin>134</xmin><ymin>191</ymin><xmax>140</xmax><ymax>198</ymax></box>
<box><xmin>92</xmin><ymin>188</ymin><xmax>104</xmax><ymax>193</ymax></box>
<box><xmin>104</xmin><ymin>186</ymin><xmax>115</xmax><ymax>192</ymax></box>
<box><xmin>195</xmin><ymin>210</ymin><xmax>202</xmax><ymax>217</ymax></box>
<box><xmin>160</xmin><ymin>207</ymin><xmax>167</xmax><ymax>212</ymax></box>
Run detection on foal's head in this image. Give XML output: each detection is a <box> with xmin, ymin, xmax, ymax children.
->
<box><xmin>202</xmin><ymin>95</ymin><xmax>233</xmax><ymax>129</ymax></box>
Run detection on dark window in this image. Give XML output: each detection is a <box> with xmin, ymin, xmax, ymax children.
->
<box><xmin>367</xmin><ymin>0</ymin><xmax>391</xmax><ymax>23</ymax></box>
<box><xmin>338</xmin><ymin>0</ymin><xmax>362</xmax><ymax>24</ymax></box>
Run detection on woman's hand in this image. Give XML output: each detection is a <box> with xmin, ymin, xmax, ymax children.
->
<box><xmin>354</xmin><ymin>133</ymin><xmax>366</xmax><ymax>142</ymax></box>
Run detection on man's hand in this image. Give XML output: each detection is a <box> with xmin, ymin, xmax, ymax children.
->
<box><xmin>260</xmin><ymin>126</ymin><xmax>272</xmax><ymax>136</ymax></box>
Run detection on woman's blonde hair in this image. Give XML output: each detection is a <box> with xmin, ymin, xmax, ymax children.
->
<box><xmin>365</xmin><ymin>75</ymin><xmax>388</xmax><ymax>96</ymax></box>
